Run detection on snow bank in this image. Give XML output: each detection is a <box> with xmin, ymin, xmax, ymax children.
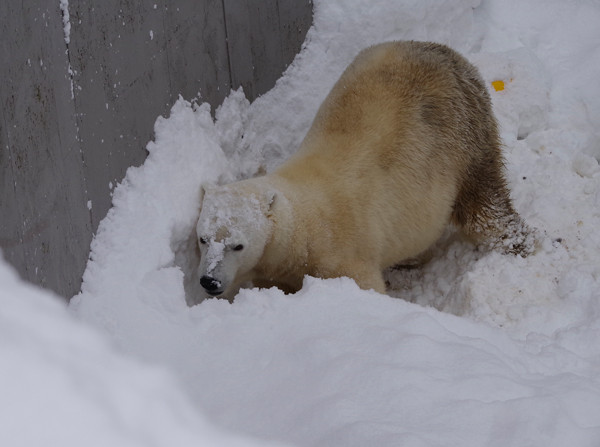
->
<box><xmin>0</xmin><ymin>255</ymin><xmax>284</xmax><ymax>446</ymax></box>
<box><xmin>14</xmin><ymin>0</ymin><xmax>600</xmax><ymax>445</ymax></box>
<box><xmin>175</xmin><ymin>277</ymin><xmax>600</xmax><ymax>446</ymax></box>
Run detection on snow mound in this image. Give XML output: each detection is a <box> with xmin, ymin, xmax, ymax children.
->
<box><xmin>180</xmin><ymin>277</ymin><xmax>600</xmax><ymax>446</ymax></box>
<box><xmin>0</xmin><ymin>256</ymin><xmax>285</xmax><ymax>446</ymax></box>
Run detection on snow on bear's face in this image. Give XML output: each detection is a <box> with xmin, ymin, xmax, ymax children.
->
<box><xmin>196</xmin><ymin>183</ymin><xmax>275</xmax><ymax>298</ymax></box>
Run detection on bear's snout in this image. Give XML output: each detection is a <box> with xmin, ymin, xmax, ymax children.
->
<box><xmin>200</xmin><ymin>275</ymin><xmax>223</xmax><ymax>296</ymax></box>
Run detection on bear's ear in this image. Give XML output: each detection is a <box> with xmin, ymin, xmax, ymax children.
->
<box><xmin>199</xmin><ymin>183</ymin><xmax>214</xmax><ymax>205</ymax></box>
<box><xmin>199</xmin><ymin>184</ymin><xmax>206</xmax><ymax>204</ymax></box>
<box><xmin>264</xmin><ymin>190</ymin><xmax>277</xmax><ymax>215</ymax></box>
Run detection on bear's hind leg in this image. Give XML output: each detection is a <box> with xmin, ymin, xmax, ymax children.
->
<box><xmin>451</xmin><ymin>161</ymin><xmax>535</xmax><ymax>257</ymax></box>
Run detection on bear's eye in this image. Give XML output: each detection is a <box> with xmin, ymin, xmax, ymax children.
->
<box><xmin>233</xmin><ymin>244</ymin><xmax>244</xmax><ymax>251</ymax></box>
<box><xmin>199</xmin><ymin>237</ymin><xmax>207</xmax><ymax>245</ymax></box>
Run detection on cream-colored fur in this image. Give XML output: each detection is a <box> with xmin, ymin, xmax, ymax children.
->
<box><xmin>196</xmin><ymin>41</ymin><xmax>532</xmax><ymax>300</ymax></box>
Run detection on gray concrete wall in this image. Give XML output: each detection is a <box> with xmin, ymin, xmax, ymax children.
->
<box><xmin>0</xmin><ymin>0</ymin><xmax>313</xmax><ymax>299</ymax></box>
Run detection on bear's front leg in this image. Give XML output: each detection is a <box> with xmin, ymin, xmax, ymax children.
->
<box><xmin>355</xmin><ymin>272</ymin><xmax>387</xmax><ymax>294</ymax></box>
<box><xmin>335</xmin><ymin>264</ymin><xmax>387</xmax><ymax>294</ymax></box>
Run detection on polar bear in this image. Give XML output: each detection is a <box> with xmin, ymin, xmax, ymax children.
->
<box><xmin>195</xmin><ymin>41</ymin><xmax>533</xmax><ymax>301</ymax></box>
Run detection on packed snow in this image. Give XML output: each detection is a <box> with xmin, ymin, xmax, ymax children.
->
<box><xmin>3</xmin><ymin>0</ymin><xmax>600</xmax><ymax>445</ymax></box>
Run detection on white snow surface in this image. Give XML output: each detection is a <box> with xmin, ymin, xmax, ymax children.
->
<box><xmin>4</xmin><ymin>0</ymin><xmax>600</xmax><ymax>445</ymax></box>
<box><xmin>0</xmin><ymin>257</ymin><xmax>282</xmax><ymax>447</ymax></box>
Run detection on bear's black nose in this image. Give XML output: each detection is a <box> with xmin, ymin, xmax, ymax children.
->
<box><xmin>200</xmin><ymin>275</ymin><xmax>223</xmax><ymax>295</ymax></box>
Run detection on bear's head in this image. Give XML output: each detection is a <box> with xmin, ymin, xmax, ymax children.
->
<box><xmin>196</xmin><ymin>181</ymin><xmax>275</xmax><ymax>298</ymax></box>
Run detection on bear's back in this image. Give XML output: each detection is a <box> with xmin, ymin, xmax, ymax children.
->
<box><xmin>272</xmin><ymin>41</ymin><xmax>503</xmax><ymax>266</ymax></box>
<box><xmin>294</xmin><ymin>41</ymin><xmax>498</xmax><ymax>181</ymax></box>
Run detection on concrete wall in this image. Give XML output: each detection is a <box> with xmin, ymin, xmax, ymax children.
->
<box><xmin>0</xmin><ymin>0</ymin><xmax>313</xmax><ymax>299</ymax></box>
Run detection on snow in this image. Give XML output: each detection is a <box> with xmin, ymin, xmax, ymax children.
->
<box><xmin>60</xmin><ymin>0</ymin><xmax>75</xmax><ymax>99</ymax></box>
<box><xmin>4</xmin><ymin>0</ymin><xmax>600</xmax><ymax>445</ymax></box>
<box><xmin>0</xmin><ymin>257</ymin><xmax>282</xmax><ymax>447</ymax></box>
<box><xmin>59</xmin><ymin>0</ymin><xmax>71</xmax><ymax>44</ymax></box>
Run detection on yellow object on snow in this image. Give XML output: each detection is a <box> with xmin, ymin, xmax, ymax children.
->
<box><xmin>491</xmin><ymin>80</ymin><xmax>505</xmax><ymax>92</ymax></box>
